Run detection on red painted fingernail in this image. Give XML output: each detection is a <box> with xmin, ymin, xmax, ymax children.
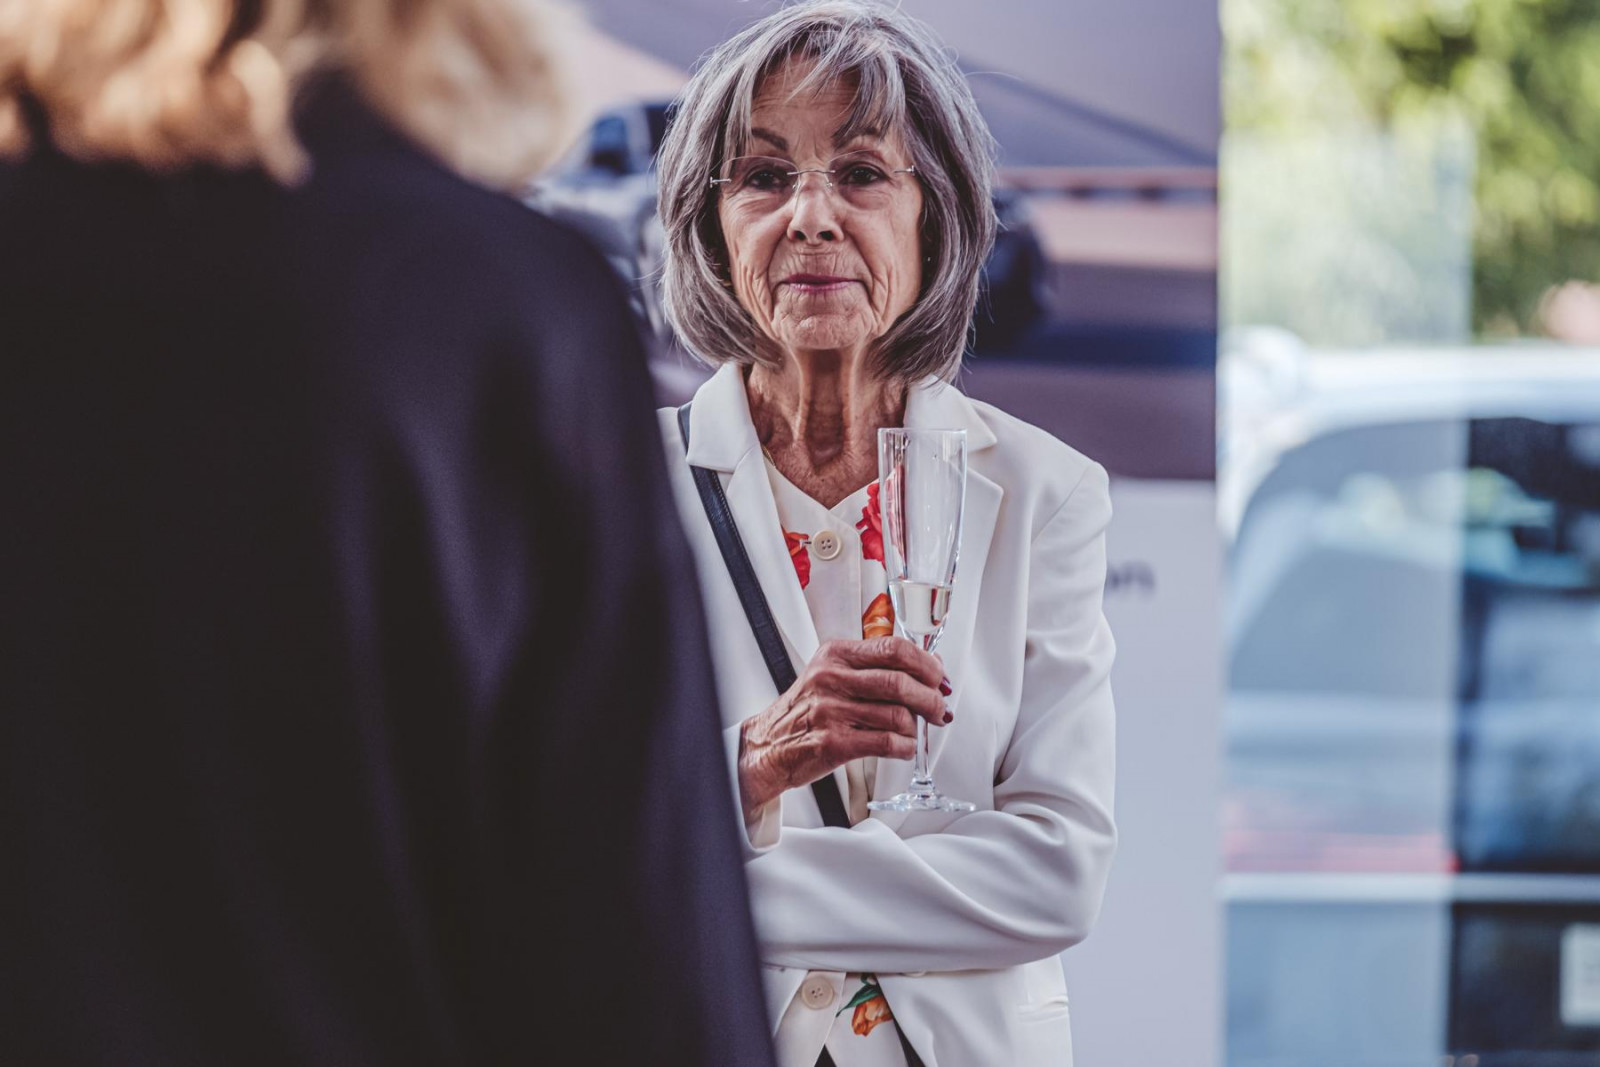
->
<box><xmin>939</xmin><ymin>676</ymin><xmax>952</xmax><ymax>696</ymax></box>
<box><xmin>943</xmin><ymin>710</ymin><xmax>954</xmax><ymax>724</ymax></box>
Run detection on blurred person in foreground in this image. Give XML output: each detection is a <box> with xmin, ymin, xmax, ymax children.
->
<box><xmin>655</xmin><ymin>3</ymin><xmax>1117</xmax><ymax>1065</ymax></box>
<box><xmin>0</xmin><ymin>2</ymin><xmax>773</xmax><ymax>1064</ymax></box>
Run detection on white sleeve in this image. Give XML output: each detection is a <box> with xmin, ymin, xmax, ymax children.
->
<box><xmin>742</xmin><ymin>463</ymin><xmax>1118</xmax><ymax>973</ymax></box>
<box><xmin>725</xmin><ymin>721</ymin><xmax>783</xmax><ymax>858</ymax></box>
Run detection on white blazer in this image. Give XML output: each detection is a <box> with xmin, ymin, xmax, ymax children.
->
<box><xmin>659</xmin><ymin>364</ymin><xmax>1117</xmax><ymax>1067</ymax></box>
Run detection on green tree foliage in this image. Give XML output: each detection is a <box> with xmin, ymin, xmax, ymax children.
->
<box><xmin>1225</xmin><ymin>0</ymin><xmax>1600</xmax><ymax>340</ymax></box>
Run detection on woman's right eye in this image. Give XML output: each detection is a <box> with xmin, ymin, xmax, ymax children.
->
<box><xmin>743</xmin><ymin>165</ymin><xmax>789</xmax><ymax>191</ymax></box>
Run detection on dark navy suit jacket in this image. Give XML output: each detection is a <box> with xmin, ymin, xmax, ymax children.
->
<box><xmin>0</xmin><ymin>80</ymin><xmax>773</xmax><ymax>1066</ymax></box>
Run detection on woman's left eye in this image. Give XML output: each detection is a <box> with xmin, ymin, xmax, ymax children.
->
<box><xmin>839</xmin><ymin>164</ymin><xmax>887</xmax><ymax>185</ymax></box>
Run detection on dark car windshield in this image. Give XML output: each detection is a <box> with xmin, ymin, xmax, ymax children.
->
<box><xmin>1231</xmin><ymin>416</ymin><xmax>1600</xmax><ymax>696</ymax></box>
<box><xmin>1227</xmin><ymin>415</ymin><xmax>1600</xmax><ymax>874</ymax></box>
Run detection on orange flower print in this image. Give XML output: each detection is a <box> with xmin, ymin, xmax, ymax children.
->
<box><xmin>784</xmin><ymin>529</ymin><xmax>810</xmax><ymax>589</ymax></box>
<box><xmin>838</xmin><ymin>977</ymin><xmax>894</xmax><ymax>1037</ymax></box>
<box><xmin>857</xmin><ymin>481</ymin><xmax>885</xmax><ymax>564</ymax></box>
<box><xmin>852</xmin><ymin>993</ymin><xmax>894</xmax><ymax>1036</ymax></box>
<box><xmin>862</xmin><ymin>592</ymin><xmax>895</xmax><ymax>640</ymax></box>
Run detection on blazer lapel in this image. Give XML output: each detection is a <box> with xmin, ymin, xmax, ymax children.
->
<box><xmin>685</xmin><ymin>365</ymin><xmax>821</xmax><ymax>682</ymax></box>
<box><xmin>922</xmin><ymin>469</ymin><xmax>1000</xmax><ymax>767</ymax></box>
<box><xmin>720</xmin><ymin>453</ymin><xmax>822</xmax><ymax>671</ymax></box>
<box><xmin>871</xmin><ymin>379</ymin><xmax>1003</xmax><ymax>824</ymax></box>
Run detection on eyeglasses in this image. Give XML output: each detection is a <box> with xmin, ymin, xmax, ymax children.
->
<box><xmin>709</xmin><ymin>153</ymin><xmax>918</xmax><ymax>211</ymax></box>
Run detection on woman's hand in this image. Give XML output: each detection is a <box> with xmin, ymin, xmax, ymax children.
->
<box><xmin>737</xmin><ymin>636</ymin><xmax>951</xmax><ymax>819</ymax></box>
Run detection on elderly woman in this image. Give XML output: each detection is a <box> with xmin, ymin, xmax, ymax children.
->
<box><xmin>656</xmin><ymin>3</ymin><xmax>1116</xmax><ymax>1066</ymax></box>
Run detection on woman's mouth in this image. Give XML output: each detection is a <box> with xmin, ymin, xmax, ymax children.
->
<box><xmin>782</xmin><ymin>273</ymin><xmax>857</xmax><ymax>294</ymax></box>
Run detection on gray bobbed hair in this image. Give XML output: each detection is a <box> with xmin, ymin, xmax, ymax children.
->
<box><xmin>655</xmin><ymin>0</ymin><xmax>998</xmax><ymax>383</ymax></box>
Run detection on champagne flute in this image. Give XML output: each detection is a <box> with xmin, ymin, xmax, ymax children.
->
<box><xmin>868</xmin><ymin>428</ymin><xmax>975</xmax><ymax>814</ymax></box>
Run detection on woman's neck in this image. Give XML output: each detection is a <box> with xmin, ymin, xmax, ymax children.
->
<box><xmin>746</xmin><ymin>351</ymin><xmax>905</xmax><ymax>509</ymax></box>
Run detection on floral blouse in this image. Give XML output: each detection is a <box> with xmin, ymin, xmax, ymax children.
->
<box><xmin>764</xmin><ymin>458</ymin><xmax>909</xmax><ymax>1067</ymax></box>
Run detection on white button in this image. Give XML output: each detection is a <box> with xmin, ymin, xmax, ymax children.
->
<box><xmin>800</xmin><ymin>975</ymin><xmax>835</xmax><ymax>1010</ymax></box>
<box><xmin>811</xmin><ymin>530</ymin><xmax>842</xmax><ymax>561</ymax></box>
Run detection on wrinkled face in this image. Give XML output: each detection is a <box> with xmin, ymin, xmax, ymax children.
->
<box><xmin>715</xmin><ymin>59</ymin><xmax>924</xmax><ymax>360</ymax></box>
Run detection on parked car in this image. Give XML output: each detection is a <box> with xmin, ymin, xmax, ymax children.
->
<box><xmin>1220</xmin><ymin>331</ymin><xmax>1600</xmax><ymax>1065</ymax></box>
<box><xmin>524</xmin><ymin>101</ymin><xmax>1048</xmax><ymax>352</ymax></box>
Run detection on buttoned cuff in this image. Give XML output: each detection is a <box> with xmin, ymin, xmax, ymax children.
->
<box><xmin>725</xmin><ymin>721</ymin><xmax>782</xmax><ymax>858</ymax></box>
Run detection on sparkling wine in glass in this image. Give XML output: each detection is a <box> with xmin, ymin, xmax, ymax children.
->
<box><xmin>868</xmin><ymin>428</ymin><xmax>975</xmax><ymax>814</ymax></box>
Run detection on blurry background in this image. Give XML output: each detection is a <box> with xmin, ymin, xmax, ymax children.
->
<box><xmin>537</xmin><ymin>0</ymin><xmax>1600</xmax><ymax>1061</ymax></box>
<box><xmin>532</xmin><ymin>0</ymin><xmax>1600</xmax><ymax>1063</ymax></box>
<box><xmin>529</xmin><ymin>3</ymin><xmax>1227</xmax><ymax>1065</ymax></box>
<box><xmin>1221</xmin><ymin>0</ymin><xmax>1600</xmax><ymax>1064</ymax></box>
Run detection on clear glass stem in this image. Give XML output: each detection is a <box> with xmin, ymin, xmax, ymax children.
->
<box><xmin>909</xmin><ymin>630</ymin><xmax>939</xmax><ymax>796</ymax></box>
<box><xmin>911</xmin><ymin>716</ymin><xmax>933</xmax><ymax>793</ymax></box>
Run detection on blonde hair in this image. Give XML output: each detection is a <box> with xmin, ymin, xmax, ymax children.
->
<box><xmin>0</xmin><ymin>0</ymin><xmax>577</xmax><ymax>188</ymax></box>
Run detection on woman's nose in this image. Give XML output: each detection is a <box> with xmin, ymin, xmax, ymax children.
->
<box><xmin>786</xmin><ymin>173</ymin><xmax>840</xmax><ymax>243</ymax></box>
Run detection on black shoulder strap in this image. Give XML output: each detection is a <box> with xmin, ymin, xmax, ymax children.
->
<box><xmin>677</xmin><ymin>403</ymin><xmax>851</xmax><ymax>831</ymax></box>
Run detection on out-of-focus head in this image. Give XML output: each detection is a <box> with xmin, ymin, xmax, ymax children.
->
<box><xmin>0</xmin><ymin>0</ymin><xmax>577</xmax><ymax>187</ymax></box>
<box><xmin>657</xmin><ymin>0</ymin><xmax>997</xmax><ymax>384</ymax></box>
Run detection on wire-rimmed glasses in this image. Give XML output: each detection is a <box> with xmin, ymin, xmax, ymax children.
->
<box><xmin>709</xmin><ymin>152</ymin><xmax>918</xmax><ymax>212</ymax></box>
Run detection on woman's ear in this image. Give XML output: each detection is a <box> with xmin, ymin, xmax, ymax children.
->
<box><xmin>698</xmin><ymin>213</ymin><xmax>734</xmax><ymax>288</ymax></box>
<box><xmin>919</xmin><ymin>213</ymin><xmax>939</xmax><ymax>289</ymax></box>
<box><xmin>708</xmin><ymin>247</ymin><xmax>734</xmax><ymax>288</ymax></box>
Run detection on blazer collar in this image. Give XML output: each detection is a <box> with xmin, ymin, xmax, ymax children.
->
<box><xmin>685</xmin><ymin>363</ymin><xmax>999</xmax><ymax>472</ymax></box>
<box><xmin>683</xmin><ymin>364</ymin><xmax>760</xmax><ymax>473</ymax></box>
<box><xmin>904</xmin><ymin>374</ymin><xmax>999</xmax><ymax>453</ymax></box>
<box><xmin>684</xmin><ymin>364</ymin><xmax>819</xmax><ymax>677</ymax></box>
